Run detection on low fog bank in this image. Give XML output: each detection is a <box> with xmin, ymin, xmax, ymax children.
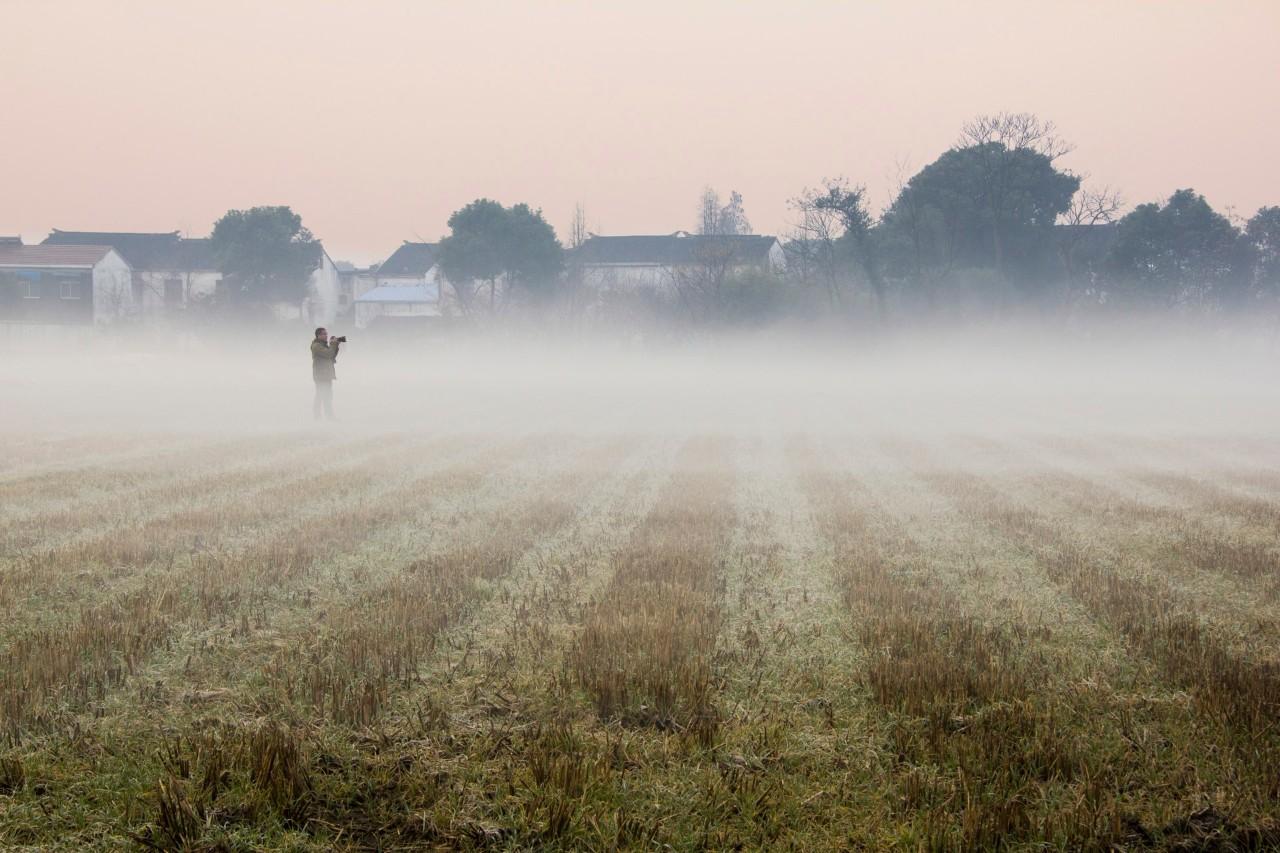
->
<box><xmin>2</xmin><ymin>323</ymin><xmax>1279</xmax><ymax>440</ymax></box>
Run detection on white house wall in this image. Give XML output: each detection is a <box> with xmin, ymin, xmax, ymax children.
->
<box><xmin>355</xmin><ymin>301</ymin><xmax>440</xmax><ymax>328</ymax></box>
<box><xmin>581</xmin><ymin>265</ymin><xmax>675</xmax><ymax>291</ymax></box>
<box><xmin>90</xmin><ymin>251</ymin><xmax>134</xmax><ymax>325</ymax></box>
<box><xmin>123</xmin><ymin>270</ymin><xmax>223</xmax><ymax>317</ymax></box>
<box><xmin>767</xmin><ymin>240</ymin><xmax>787</xmax><ymax>272</ymax></box>
<box><xmin>306</xmin><ymin>253</ymin><xmax>342</xmax><ymax>325</ymax></box>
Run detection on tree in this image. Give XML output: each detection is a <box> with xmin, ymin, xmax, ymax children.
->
<box><xmin>1105</xmin><ymin>189</ymin><xmax>1243</xmax><ymax>309</ymax></box>
<box><xmin>696</xmin><ymin>188</ymin><xmax>751</xmax><ymax>235</ymax></box>
<box><xmin>955</xmin><ymin>113</ymin><xmax>1077</xmax><ymax>282</ymax></box>
<box><xmin>878</xmin><ymin>118</ymin><xmax>1079</xmax><ymax>308</ymax></box>
<box><xmin>788</xmin><ymin>178</ymin><xmax>884</xmax><ymax>318</ymax></box>
<box><xmin>209</xmin><ymin>206</ymin><xmax>319</xmax><ymax>309</ymax></box>
<box><xmin>1057</xmin><ymin>183</ymin><xmax>1124</xmax><ymax>287</ymax></box>
<box><xmin>568</xmin><ymin>203</ymin><xmax>589</xmax><ymax>250</ymax></box>
<box><xmin>1246</xmin><ymin>207</ymin><xmax>1280</xmax><ymax>303</ymax></box>
<box><xmin>437</xmin><ymin>199</ymin><xmax>563</xmax><ymax>313</ymax></box>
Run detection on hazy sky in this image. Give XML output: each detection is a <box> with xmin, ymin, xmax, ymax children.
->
<box><xmin>4</xmin><ymin>0</ymin><xmax>1277</xmax><ymax>263</ymax></box>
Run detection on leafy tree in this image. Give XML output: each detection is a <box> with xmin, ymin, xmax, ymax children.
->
<box><xmin>1246</xmin><ymin>206</ymin><xmax>1280</xmax><ymax>302</ymax></box>
<box><xmin>878</xmin><ymin>115</ymin><xmax>1079</xmax><ymax>308</ymax></box>
<box><xmin>209</xmin><ymin>206</ymin><xmax>319</xmax><ymax>307</ymax></box>
<box><xmin>1105</xmin><ymin>189</ymin><xmax>1242</xmax><ymax>308</ymax></box>
<box><xmin>788</xmin><ymin>179</ymin><xmax>884</xmax><ymax>318</ymax></box>
<box><xmin>438</xmin><ymin>199</ymin><xmax>563</xmax><ymax>313</ymax></box>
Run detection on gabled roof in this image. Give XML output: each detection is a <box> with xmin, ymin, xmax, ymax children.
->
<box><xmin>45</xmin><ymin>230</ymin><xmax>178</xmax><ymax>269</ymax></box>
<box><xmin>43</xmin><ymin>230</ymin><xmax>221</xmax><ymax>272</ymax></box>
<box><xmin>572</xmin><ymin>233</ymin><xmax>779</xmax><ymax>266</ymax></box>
<box><xmin>377</xmin><ymin>242</ymin><xmax>438</xmax><ymax>277</ymax></box>
<box><xmin>174</xmin><ymin>237</ymin><xmax>217</xmax><ymax>271</ymax></box>
<box><xmin>0</xmin><ymin>244</ymin><xmax>116</xmax><ymax>268</ymax></box>
<box><xmin>356</xmin><ymin>283</ymin><xmax>440</xmax><ymax>303</ymax></box>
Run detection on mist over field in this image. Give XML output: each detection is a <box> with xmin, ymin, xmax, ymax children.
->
<box><xmin>6</xmin><ymin>322</ymin><xmax>1280</xmax><ymax>850</ymax></box>
<box><xmin>4</xmin><ymin>325</ymin><xmax>1279</xmax><ymax>439</ymax></box>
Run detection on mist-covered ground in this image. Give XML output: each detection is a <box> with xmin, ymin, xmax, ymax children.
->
<box><xmin>4</xmin><ymin>326</ymin><xmax>1279</xmax><ymax>439</ymax></box>
<box><xmin>3</xmin><ymin>327</ymin><xmax>1280</xmax><ymax>849</ymax></box>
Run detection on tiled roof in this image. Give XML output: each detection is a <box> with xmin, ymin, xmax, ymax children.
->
<box><xmin>43</xmin><ymin>230</ymin><xmax>220</xmax><ymax>272</ymax></box>
<box><xmin>0</xmin><ymin>244</ymin><xmax>114</xmax><ymax>268</ymax></box>
<box><xmin>45</xmin><ymin>230</ymin><xmax>178</xmax><ymax>268</ymax></box>
<box><xmin>377</xmin><ymin>242</ymin><xmax>438</xmax><ymax>277</ymax></box>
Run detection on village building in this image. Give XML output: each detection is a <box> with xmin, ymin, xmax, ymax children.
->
<box><xmin>0</xmin><ymin>242</ymin><xmax>133</xmax><ymax>327</ymax></box>
<box><xmin>353</xmin><ymin>241</ymin><xmax>444</xmax><ymax>329</ymax></box>
<box><xmin>571</xmin><ymin>232</ymin><xmax>786</xmax><ymax>291</ymax></box>
<box><xmin>286</xmin><ymin>245</ymin><xmax>343</xmax><ymax>325</ymax></box>
<box><xmin>43</xmin><ymin>230</ymin><xmax>220</xmax><ymax>314</ymax></box>
<box><xmin>45</xmin><ymin>229</ymin><xmax>343</xmax><ymax>324</ymax></box>
<box><xmin>334</xmin><ymin>261</ymin><xmax>377</xmax><ymax>322</ymax></box>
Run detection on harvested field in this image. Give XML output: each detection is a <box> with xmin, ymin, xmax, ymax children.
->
<box><xmin>2</xmin><ymin>423</ymin><xmax>1279</xmax><ymax>851</ymax></box>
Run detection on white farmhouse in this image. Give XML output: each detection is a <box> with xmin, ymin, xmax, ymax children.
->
<box><xmin>45</xmin><ymin>229</ymin><xmax>343</xmax><ymax>326</ymax></box>
<box><xmin>353</xmin><ymin>242</ymin><xmax>444</xmax><ymax>329</ymax></box>
<box><xmin>572</xmin><ymin>232</ymin><xmax>786</xmax><ymax>291</ymax></box>
<box><xmin>43</xmin><ymin>230</ymin><xmax>221</xmax><ymax>315</ymax></box>
<box><xmin>0</xmin><ymin>242</ymin><xmax>133</xmax><ymax>327</ymax></box>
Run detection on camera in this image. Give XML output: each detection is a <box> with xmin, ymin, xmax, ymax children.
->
<box><xmin>333</xmin><ymin>336</ymin><xmax>348</xmax><ymax>343</ymax></box>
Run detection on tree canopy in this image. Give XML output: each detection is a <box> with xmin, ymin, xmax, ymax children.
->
<box><xmin>879</xmin><ymin>141</ymin><xmax>1079</xmax><ymax>301</ymax></box>
<box><xmin>210</xmin><ymin>206</ymin><xmax>319</xmax><ymax>306</ymax></box>
<box><xmin>1245</xmin><ymin>206</ymin><xmax>1280</xmax><ymax>301</ymax></box>
<box><xmin>438</xmin><ymin>199</ymin><xmax>563</xmax><ymax>311</ymax></box>
<box><xmin>1105</xmin><ymin>189</ymin><xmax>1243</xmax><ymax>307</ymax></box>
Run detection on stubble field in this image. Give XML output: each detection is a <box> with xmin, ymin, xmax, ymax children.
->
<box><xmin>1</xmin><ymin>423</ymin><xmax>1279</xmax><ymax>851</ymax></box>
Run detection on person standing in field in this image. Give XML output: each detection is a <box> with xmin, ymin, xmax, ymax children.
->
<box><xmin>311</xmin><ymin>326</ymin><xmax>343</xmax><ymax>421</ymax></box>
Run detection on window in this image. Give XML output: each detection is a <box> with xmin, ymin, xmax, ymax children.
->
<box><xmin>23</xmin><ymin>281</ymin><xmax>40</xmax><ymax>299</ymax></box>
<box><xmin>60</xmin><ymin>282</ymin><xmax>80</xmax><ymax>299</ymax></box>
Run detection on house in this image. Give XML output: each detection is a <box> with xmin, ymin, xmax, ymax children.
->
<box><xmin>351</xmin><ymin>241</ymin><xmax>445</xmax><ymax>328</ymax></box>
<box><xmin>571</xmin><ymin>232</ymin><xmax>786</xmax><ymax>290</ymax></box>
<box><xmin>0</xmin><ymin>242</ymin><xmax>133</xmax><ymax>326</ymax></box>
<box><xmin>375</xmin><ymin>242</ymin><xmax>441</xmax><ymax>289</ymax></box>
<box><xmin>43</xmin><ymin>230</ymin><xmax>220</xmax><ymax>314</ymax></box>
<box><xmin>334</xmin><ymin>262</ymin><xmax>377</xmax><ymax>321</ymax></box>
<box><xmin>354</xmin><ymin>283</ymin><xmax>441</xmax><ymax>328</ymax></box>
<box><xmin>296</xmin><ymin>245</ymin><xmax>343</xmax><ymax>325</ymax></box>
<box><xmin>46</xmin><ymin>229</ymin><xmax>343</xmax><ymax>325</ymax></box>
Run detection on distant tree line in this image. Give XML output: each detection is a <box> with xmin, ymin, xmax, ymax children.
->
<box><xmin>204</xmin><ymin>113</ymin><xmax>1280</xmax><ymax>331</ymax></box>
<box><xmin>785</xmin><ymin>113</ymin><xmax>1280</xmax><ymax>327</ymax></box>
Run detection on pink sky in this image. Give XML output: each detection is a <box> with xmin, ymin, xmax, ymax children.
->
<box><xmin>4</xmin><ymin>0</ymin><xmax>1278</xmax><ymax>263</ymax></box>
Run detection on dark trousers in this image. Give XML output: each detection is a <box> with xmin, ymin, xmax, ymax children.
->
<box><xmin>313</xmin><ymin>380</ymin><xmax>334</xmax><ymax>420</ymax></box>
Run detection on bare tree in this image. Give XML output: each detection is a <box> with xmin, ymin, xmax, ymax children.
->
<box><xmin>958</xmin><ymin>112</ymin><xmax>1074</xmax><ymax>162</ymax></box>
<box><xmin>563</xmin><ymin>202</ymin><xmax>592</xmax><ymax>321</ymax></box>
<box><xmin>1058</xmin><ymin>183</ymin><xmax>1124</xmax><ymax>285</ymax></box>
<box><xmin>788</xmin><ymin>178</ymin><xmax>883</xmax><ymax>316</ymax></box>
<box><xmin>720</xmin><ymin>191</ymin><xmax>751</xmax><ymax>235</ymax></box>
<box><xmin>698</xmin><ymin>188</ymin><xmax>722</xmax><ymax>236</ymax></box>
<box><xmin>568</xmin><ymin>202</ymin><xmax>589</xmax><ymax>250</ymax></box>
<box><xmin>668</xmin><ymin>240</ymin><xmax>738</xmax><ymax>322</ymax></box>
<box><xmin>787</xmin><ymin>186</ymin><xmax>846</xmax><ymax>308</ymax></box>
<box><xmin>697</xmin><ymin>187</ymin><xmax>751</xmax><ymax>235</ymax></box>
